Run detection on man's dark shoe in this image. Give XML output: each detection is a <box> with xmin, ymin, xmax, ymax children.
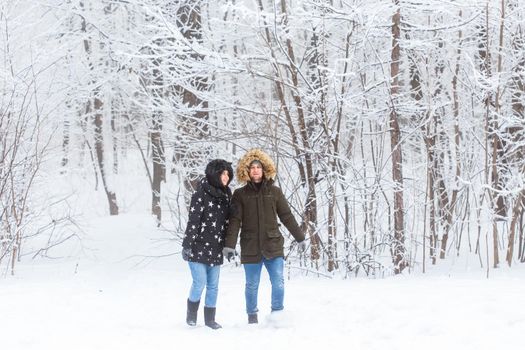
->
<box><xmin>248</xmin><ymin>313</ymin><xmax>258</xmax><ymax>324</ymax></box>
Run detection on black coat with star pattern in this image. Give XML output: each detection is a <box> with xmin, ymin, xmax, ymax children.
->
<box><xmin>182</xmin><ymin>177</ymin><xmax>232</xmax><ymax>265</ymax></box>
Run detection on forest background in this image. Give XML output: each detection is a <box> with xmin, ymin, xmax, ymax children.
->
<box><xmin>2</xmin><ymin>0</ymin><xmax>525</xmax><ymax>278</ymax></box>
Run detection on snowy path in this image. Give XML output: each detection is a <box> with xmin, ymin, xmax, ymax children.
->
<box><xmin>1</xmin><ymin>214</ymin><xmax>524</xmax><ymax>350</ymax></box>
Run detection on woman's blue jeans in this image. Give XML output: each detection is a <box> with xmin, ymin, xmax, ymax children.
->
<box><xmin>188</xmin><ymin>262</ymin><xmax>220</xmax><ymax>307</ymax></box>
<box><xmin>243</xmin><ymin>256</ymin><xmax>284</xmax><ymax>314</ymax></box>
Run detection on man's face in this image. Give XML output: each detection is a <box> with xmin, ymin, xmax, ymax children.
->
<box><xmin>249</xmin><ymin>163</ymin><xmax>263</xmax><ymax>183</ymax></box>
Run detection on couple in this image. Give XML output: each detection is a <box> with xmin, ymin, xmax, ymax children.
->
<box><xmin>181</xmin><ymin>149</ymin><xmax>306</xmax><ymax>329</ymax></box>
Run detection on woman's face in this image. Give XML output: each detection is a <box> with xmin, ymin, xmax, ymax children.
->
<box><xmin>220</xmin><ymin>170</ymin><xmax>230</xmax><ymax>187</ymax></box>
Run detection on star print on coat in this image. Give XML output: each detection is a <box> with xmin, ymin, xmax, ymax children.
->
<box><xmin>182</xmin><ymin>176</ymin><xmax>232</xmax><ymax>265</ymax></box>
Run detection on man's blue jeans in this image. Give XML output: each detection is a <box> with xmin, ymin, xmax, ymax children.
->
<box><xmin>243</xmin><ymin>256</ymin><xmax>284</xmax><ymax>314</ymax></box>
<box><xmin>188</xmin><ymin>262</ymin><xmax>220</xmax><ymax>307</ymax></box>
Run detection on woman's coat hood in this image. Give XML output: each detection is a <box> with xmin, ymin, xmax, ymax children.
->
<box><xmin>236</xmin><ymin>149</ymin><xmax>277</xmax><ymax>184</ymax></box>
<box><xmin>205</xmin><ymin>159</ymin><xmax>234</xmax><ymax>189</ymax></box>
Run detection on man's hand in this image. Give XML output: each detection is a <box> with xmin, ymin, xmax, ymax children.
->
<box><xmin>297</xmin><ymin>240</ymin><xmax>307</xmax><ymax>253</ymax></box>
<box><xmin>222</xmin><ymin>247</ymin><xmax>238</xmax><ymax>262</ymax></box>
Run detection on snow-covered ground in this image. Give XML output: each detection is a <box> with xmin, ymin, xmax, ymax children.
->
<box><xmin>1</xmin><ymin>213</ymin><xmax>524</xmax><ymax>350</ymax></box>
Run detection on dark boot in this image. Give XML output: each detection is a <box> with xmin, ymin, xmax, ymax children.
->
<box><xmin>248</xmin><ymin>313</ymin><xmax>258</xmax><ymax>324</ymax></box>
<box><xmin>204</xmin><ymin>306</ymin><xmax>222</xmax><ymax>329</ymax></box>
<box><xmin>186</xmin><ymin>299</ymin><xmax>200</xmax><ymax>326</ymax></box>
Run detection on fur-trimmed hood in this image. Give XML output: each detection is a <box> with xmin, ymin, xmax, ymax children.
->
<box><xmin>236</xmin><ymin>149</ymin><xmax>277</xmax><ymax>183</ymax></box>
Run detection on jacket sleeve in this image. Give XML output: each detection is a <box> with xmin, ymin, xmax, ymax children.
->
<box><xmin>182</xmin><ymin>189</ymin><xmax>204</xmax><ymax>249</ymax></box>
<box><xmin>275</xmin><ymin>187</ymin><xmax>305</xmax><ymax>242</ymax></box>
<box><xmin>225</xmin><ymin>189</ymin><xmax>242</xmax><ymax>249</ymax></box>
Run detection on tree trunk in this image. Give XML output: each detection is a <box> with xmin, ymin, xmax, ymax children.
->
<box><xmin>518</xmin><ymin>210</ymin><xmax>525</xmax><ymax>262</ymax></box>
<box><xmin>432</xmin><ymin>39</ymin><xmax>455</xmax><ymax>260</ymax></box>
<box><xmin>174</xmin><ymin>1</ymin><xmax>209</xmax><ymax>196</ymax></box>
<box><xmin>94</xmin><ymin>97</ymin><xmax>119</xmax><ymax>216</ymax></box>
<box><xmin>61</xmin><ymin>112</ymin><xmax>70</xmax><ymax>170</ymax></box>
<box><xmin>450</xmin><ymin>12</ymin><xmax>463</xmax><ymax>255</ymax></box>
<box><xmin>80</xmin><ymin>1</ymin><xmax>118</xmax><ymax>216</ymax></box>
<box><xmin>389</xmin><ymin>0</ymin><xmax>406</xmax><ymax>274</ymax></box>
<box><xmin>506</xmin><ymin>191</ymin><xmax>525</xmax><ymax>266</ymax></box>
<box><xmin>280</xmin><ymin>0</ymin><xmax>320</xmax><ymax>261</ymax></box>
<box><xmin>308</xmin><ymin>24</ymin><xmax>337</xmax><ymax>271</ymax></box>
<box><xmin>478</xmin><ymin>4</ymin><xmax>500</xmax><ymax>267</ymax></box>
<box><xmin>147</xmin><ymin>45</ymin><xmax>167</xmax><ymax>224</ymax></box>
<box><xmin>493</xmin><ymin>0</ymin><xmax>507</xmax><ymax>220</ymax></box>
<box><xmin>151</xmin><ymin>113</ymin><xmax>165</xmax><ymax>224</ymax></box>
<box><xmin>407</xmin><ymin>41</ymin><xmax>439</xmax><ymax>265</ymax></box>
<box><xmin>506</xmin><ymin>2</ymin><xmax>525</xmax><ymax>265</ymax></box>
<box><xmin>111</xmin><ymin>111</ymin><xmax>118</xmax><ymax>174</ymax></box>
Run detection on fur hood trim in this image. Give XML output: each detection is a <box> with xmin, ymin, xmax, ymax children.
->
<box><xmin>236</xmin><ymin>149</ymin><xmax>277</xmax><ymax>183</ymax></box>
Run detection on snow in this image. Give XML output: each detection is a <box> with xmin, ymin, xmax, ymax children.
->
<box><xmin>1</xmin><ymin>213</ymin><xmax>524</xmax><ymax>350</ymax></box>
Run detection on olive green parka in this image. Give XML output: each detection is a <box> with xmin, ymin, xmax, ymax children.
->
<box><xmin>224</xmin><ymin>149</ymin><xmax>305</xmax><ymax>263</ymax></box>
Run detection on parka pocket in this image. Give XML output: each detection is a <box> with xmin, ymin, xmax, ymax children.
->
<box><xmin>240</xmin><ymin>235</ymin><xmax>259</xmax><ymax>257</ymax></box>
<box><xmin>266</xmin><ymin>231</ymin><xmax>284</xmax><ymax>254</ymax></box>
<box><xmin>267</xmin><ymin>228</ymin><xmax>281</xmax><ymax>238</ymax></box>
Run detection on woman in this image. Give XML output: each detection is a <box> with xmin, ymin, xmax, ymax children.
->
<box><xmin>182</xmin><ymin>159</ymin><xmax>233</xmax><ymax>329</ymax></box>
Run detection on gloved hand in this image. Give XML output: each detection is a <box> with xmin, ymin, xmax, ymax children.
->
<box><xmin>182</xmin><ymin>248</ymin><xmax>192</xmax><ymax>261</ymax></box>
<box><xmin>297</xmin><ymin>240</ymin><xmax>307</xmax><ymax>253</ymax></box>
<box><xmin>222</xmin><ymin>247</ymin><xmax>237</xmax><ymax>262</ymax></box>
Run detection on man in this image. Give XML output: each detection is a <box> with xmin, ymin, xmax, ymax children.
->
<box><xmin>223</xmin><ymin>149</ymin><xmax>306</xmax><ymax>324</ymax></box>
